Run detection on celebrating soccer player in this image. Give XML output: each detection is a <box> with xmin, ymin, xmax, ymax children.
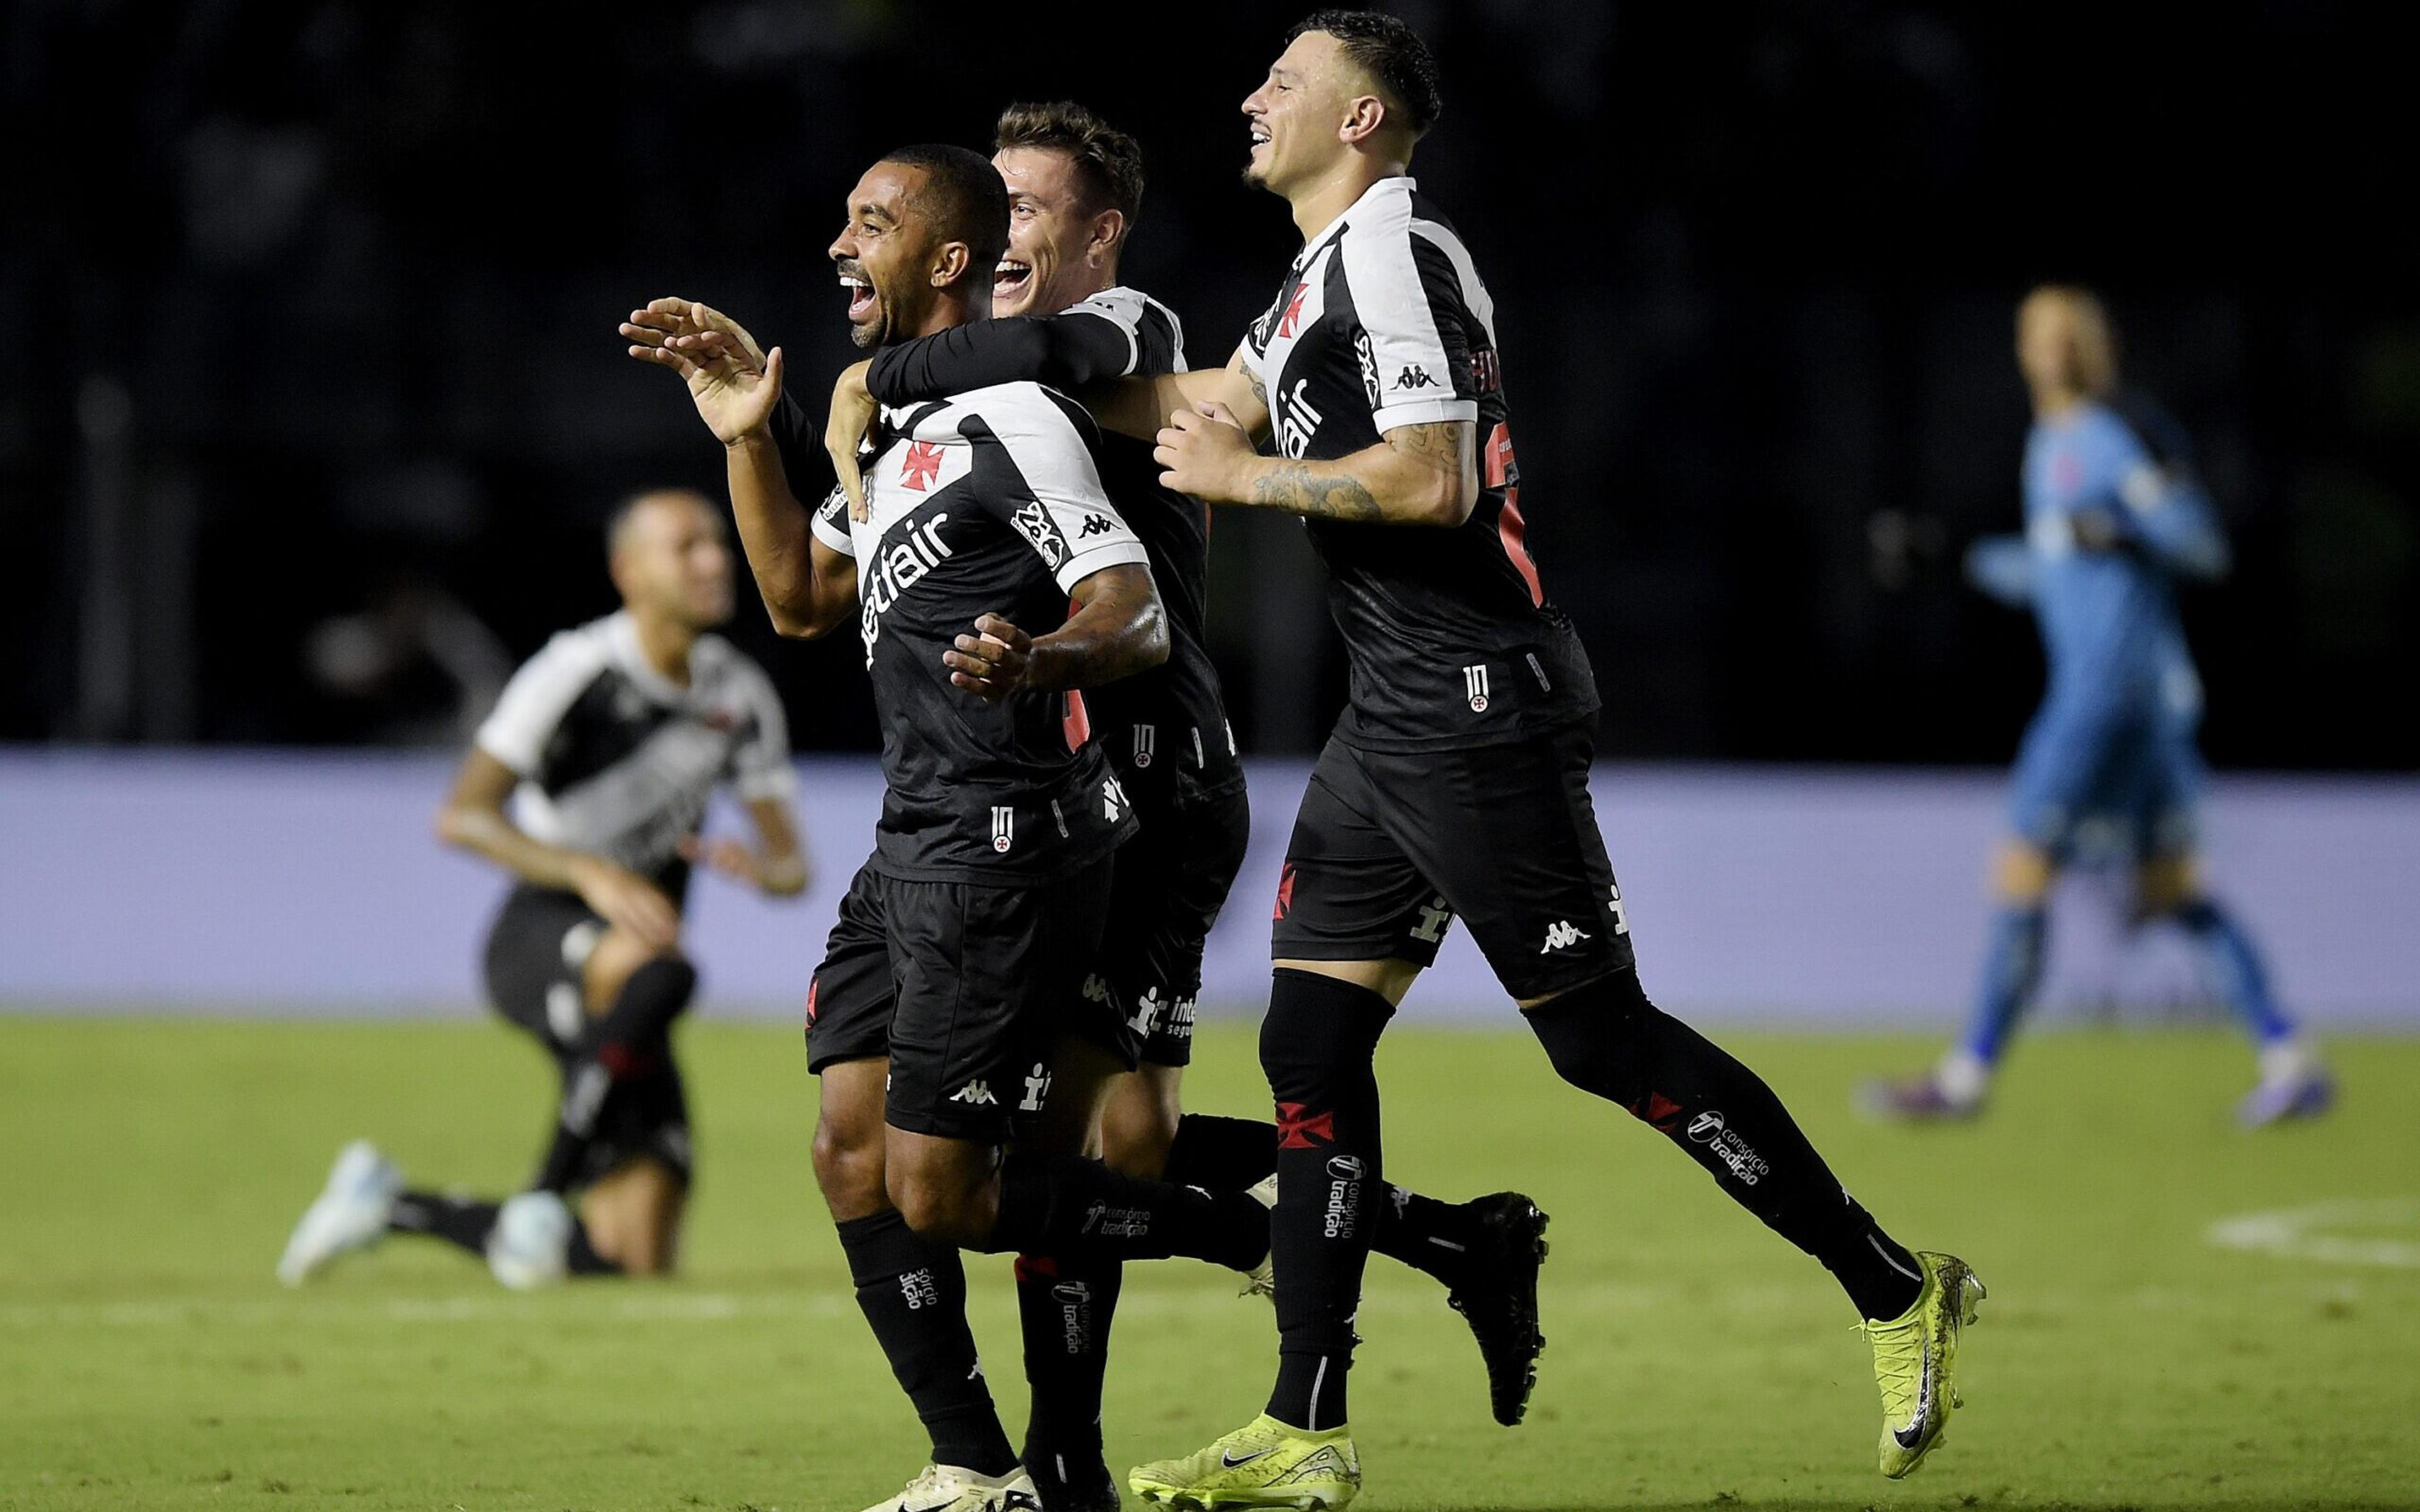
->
<box><xmin>277</xmin><ymin>488</ymin><xmax>809</xmax><ymax>1289</ymax></box>
<box><xmin>1865</xmin><ymin>287</ymin><xmax>2333</xmax><ymax>1126</ymax></box>
<box><xmin>1070</xmin><ymin>14</ymin><xmax>1981</xmax><ymax>1504</ymax></box>
<box><xmin>631</xmin><ymin>145</ymin><xmax>1291</xmax><ymax>1512</ymax></box>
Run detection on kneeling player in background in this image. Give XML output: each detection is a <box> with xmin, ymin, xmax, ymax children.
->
<box><xmin>277</xmin><ymin>488</ymin><xmax>809</xmax><ymax>1288</ymax></box>
<box><xmin>1864</xmin><ymin>287</ymin><xmax>2331</xmax><ymax>1128</ymax></box>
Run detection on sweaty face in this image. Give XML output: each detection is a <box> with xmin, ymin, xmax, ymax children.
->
<box><xmin>618</xmin><ymin>495</ymin><xmax>735</xmax><ymax>630</ymax></box>
<box><xmin>993</xmin><ymin>147</ymin><xmax>1109</xmax><ymax>318</ymax></box>
<box><xmin>828</xmin><ymin>163</ymin><xmax>940</xmax><ymax>350</ymax></box>
<box><xmin>1242</xmin><ymin>31</ymin><xmax>1356</xmax><ymax>195</ymax></box>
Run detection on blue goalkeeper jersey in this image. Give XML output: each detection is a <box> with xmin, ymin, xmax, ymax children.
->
<box><xmin>2018</xmin><ymin>394</ymin><xmax>2228</xmax><ymax>731</ymax></box>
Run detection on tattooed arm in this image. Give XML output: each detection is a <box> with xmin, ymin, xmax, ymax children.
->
<box><xmin>1156</xmin><ymin>411</ymin><xmax>1480</xmax><ymax>527</ymax></box>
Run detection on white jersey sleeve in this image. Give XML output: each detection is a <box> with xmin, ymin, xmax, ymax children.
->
<box><xmin>978</xmin><ymin>386</ymin><xmax>1152</xmax><ymax>594</ymax></box>
<box><xmin>810</xmin><ymin>484</ymin><xmax>858</xmax><ymax>557</ymax></box>
<box><xmin>1339</xmin><ymin>197</ymin><xmax>1481</xmax><ymax>435</ymax></box>
<box><xmin>473</xmin><ymin>627</ymin><xmax>611</xmax><ymax>776</ymax></box>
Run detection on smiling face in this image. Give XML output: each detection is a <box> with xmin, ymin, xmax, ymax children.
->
<box><xmin>827</xmin><ymin>162</ymin><xmax>945</xmax><ymax>350</ymax></box>
<box><xmin>1242</xmin><ymin>30</ymin><xmax>1361</xmax><ymax>197</ymax></box>
<box><xmin>992</xmin><ymin>146</ymin><xmax>1119</xmax><ymax>318</ymax></box>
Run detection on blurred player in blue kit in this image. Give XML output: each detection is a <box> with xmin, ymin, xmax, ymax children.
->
<box><xmin>1868</xmin><ymin>287</ymin><xmax>2332</xmax><ymax>1127</ymax></box>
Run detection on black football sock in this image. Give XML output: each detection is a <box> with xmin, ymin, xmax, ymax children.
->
<box><xmin>991</xmin><ymin>1153</ymin><xmax>1267</xmax><ymax>1271</ymax></box>
<box><xmin>1015</xmin><ymin>1252</ymin><xmax>1121</xmax><ymax>1484</ymax></box>
<box><xmin>837</xmin><ymin>1209</ymin><xmax>1017</xmax><ymax>1477</ymax></box>
<box><xmin>388</xmin><ymin>1191</ymin><xmax>498</xmax><ymax>1257</ymax></box>
<box><xmin>1365</xmin><ymin>1183</ymin><xmax>1478</xmax><ymax>1287</ymax></box>
<box><xmin>531</xmin><ymin>958</ymin><xmax>698</xmax><ymax>1194</ymax></box>
<box><xmin>1526</xmin><ymin>969</ymin><xmax>1923</xmax><ymax>1321</ymax></box>
<box><xmin>1161</xmin><ymin>1113</ymin><xmax>1281</xmax><ymax>1189</ymax></box>
<box><xmin>1259</xmin><ymin>968</ymin><xmax>1395</xmax><ymax>1431</ymax></box>
<box><xmin>389</xmin><ymin>1190</ymin><xmax>623</xmax><ymax>1276</ymax></box>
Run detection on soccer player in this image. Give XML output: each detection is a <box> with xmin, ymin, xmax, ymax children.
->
<box><xmin>1865</xmin><ymin>286</ymin><xmax>2333</xmax><ymax>1127</ymax></box>
<box><xmin>1054</xmin><ymin>15</ymin><xmax>1982</xmax><ymax>1504</ymax></box>
<box><xmin>633</xmin><ymin>144</ymin><xmax>1278</xmax><ymax>1512</ymax></box>
<box><xmin>811</xmin><ymin>100</ymin><xmax>1555</xmax><ymax>1486</ymax></box>
<box><xmin>276</xmin><ymin>488</ymin><xmax>809</xmax><ymax>1289</ymax></box>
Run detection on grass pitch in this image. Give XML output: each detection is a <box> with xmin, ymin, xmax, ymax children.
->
<box><xmin>3</xmin><ymin>1016</ymin><xmax>2417</xmax><ymax>1511</ymax></box>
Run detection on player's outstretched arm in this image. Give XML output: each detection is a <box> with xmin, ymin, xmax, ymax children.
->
<box><xmin>1088</xmin><ymin>345</ymin><xmax>1271</xmax><ymax>445</ymax></box>
<box><xmin>434</xmin><ymin>748</ymin><xmax>680</xmax><ymax>948</ymax></box>
<box><xmin>1157</xmin><ymin>405</ymin><xmax>1478</xmax><ymax>527</ymax></box>
<box><xmin>941</xmin><ymin>563</ymin><xmax>1168</xmax><ymax>704</ymax></box>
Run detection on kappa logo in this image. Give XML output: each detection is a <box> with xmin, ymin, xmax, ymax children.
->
<box><xmin>1011</xmin><ymin>500</ymin><xmax>1066</xmax><ymax>566</ymax></box>
<box><xmin>1077</xmin><ymin>512</ymin><xmax>1117</xmax><ymax>538</ymax></box>
<box><xmin>1540</xmin><ymin>919</ymin><xmax>1591</xmax><ymax>953</ymax></box>
<box><xmin>950</xmin><ymin>1080</ymin><xmax>998</xmax><ymax>1107</ymax></box>
<box><xmin>1395</xmin><ymin>363</ymin><xmax>1438</xmax><ymax>391</ymax></box>
<box><xmin>899</xmin><ymin>440</ymin><xmax>944</xmax><ymax>491</ymax></box>
<box><xmin>991</xmin><ymin>805</ymin><xmax>1014</xmax><ymax>854</ymax></box>
<box><xmin>1463</xmin><ymin>663</ymin><xmax>1490</xmax><ymax>713</ymax></box>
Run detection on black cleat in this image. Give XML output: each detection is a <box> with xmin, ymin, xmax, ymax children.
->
<box><xmin>1022</xmin><ymin>1448</ymin><xmax>1122</xmax><ymax>1512</ymax></box>
<box><xmin>1445</xmin><ymin>1191</ymin><xmax>1550</xmax><ymax>1427</ymax></box>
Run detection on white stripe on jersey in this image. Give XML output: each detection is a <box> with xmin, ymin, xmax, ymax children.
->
<box><xmin>474</xmin><ymin>611</ymin><xmax>793</xmax><ymax>877</ymax></box>
<box><xmin>1409</xmin><ymin>217</ymin><xmax>1499</xmax><ymax>350</ymax></box>
<box><xmin>1331</xmin><ymin>180</ymin><xmax>1479</xmax><ymax>435</ymax></box>
<box><xmin>1063</xmin><ymin>285</ymin><xmax>1188</xmax><ymax>375</ymax></box>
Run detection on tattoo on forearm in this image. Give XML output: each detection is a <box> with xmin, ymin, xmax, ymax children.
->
<box><xmin>1252</xmin><ymin>464</ymin><xmax>1383</xmax><ymax>522</ymax></box>
<box><xmin>1242</xmin><ymin>365</ymin><xmax>1268</xmax><ymax>408</ymax></box>
<box><xmin>1393</xmin><ymin>421</ymin><xmax>1465</xmax><ymax>469</ymax></box>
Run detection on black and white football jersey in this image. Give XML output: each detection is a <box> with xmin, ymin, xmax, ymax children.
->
<box><xmin>861</xmin><ymin>285</ymin><xmax>1239</xmax><ymax>789</ymax></box>
<box><xmin>475</xmin><ymin>611</ymin><xmax>795</xmax><ymax>896</ymax></box>
<box><xmin>810</xmin><ymin>381</ymin><xmax>1148</xmax><ymax>882</ymax></box>
<box><xmin>1240</xmin><ymin>175</ymin><xmax>1598</xmax><ymax>752</ymax></box>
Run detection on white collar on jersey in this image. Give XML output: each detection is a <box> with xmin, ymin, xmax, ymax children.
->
<box><xmin>1293</xmin><ymin>175</ymin><xmax>1416</xmax><ymax>270</ymax></box>
<box><xmin>604</xmin><ymin>610</ymin><xmax>693</xmax><ymax>704</ymax></box>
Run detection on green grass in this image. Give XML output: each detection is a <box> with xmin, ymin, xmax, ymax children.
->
<box><xmin>3</xmin><ymin>1017</ymin><xmax>2417</xmax><ymax>1511</ymax></box>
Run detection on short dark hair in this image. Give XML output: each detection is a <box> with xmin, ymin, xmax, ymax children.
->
<box><xmin>1288</xmin><ymin>8</ymin><xmax>1442</xmax><ymax>137</ymax></box>
<box><xmin>879</xmin><ymin>142</ymin><xmax>1011</xmax><ymax>287</ymax></box>
<box><xmin>994</xmin><ymin>100</ymin><xmax>1146</xmax><ymax>229</ymax></box>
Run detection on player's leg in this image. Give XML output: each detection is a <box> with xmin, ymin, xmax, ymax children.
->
<box><xmin>809</xmin><ymin>865</ymin><xmax>1028</xmax><ymax>1503</ymax></box>
<box><xmin>2133</xmin><ymin>736</ymin><xmax>2331</xmax><ymax>1123</ymax></box>
<box><xmin>526</xmin><ymin>917</ymin><xmax>701</xmax><ymax>1198</ymax></box>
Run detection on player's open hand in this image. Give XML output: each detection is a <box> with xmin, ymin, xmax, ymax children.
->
<box><xmin>622</xmin><ymin>297</ymin><xmax>784</xmax><ymax>445</ymax></box>
<box><xmin>567</xmin><ymin>856</ymin><xmax>681</xmax><ymax>952</ymax></box>
<box><xmin>944</xmin><ymin>614</ymin><xmax>1034</xmax><ymax>702</ymax></box>
<box><xmin>1154</xmin><ymin>400</ymin><xmax>1257</xmax><ymax>503</ymax></box>
<box><xmin>826</xmin><ymin>361</ymin><xmax>878</xmax><ymax>523</ymax></box>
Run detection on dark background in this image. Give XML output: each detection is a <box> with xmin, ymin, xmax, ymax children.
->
<box><xmin>6</xmin><ymin>0</ymin><xmax>2414</xmax><ymax>766</ymax></box>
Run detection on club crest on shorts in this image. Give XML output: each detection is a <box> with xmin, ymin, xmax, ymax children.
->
<box><xmin>1132</xmin><ymin>723</ymin><xmax>1156</xmax><ymax>769</ymax></box>
<box><xmin>1463</xmin><ymin>663</ymin><xmax>1490</xmax><ymax>713</ymax></box>
<box><xmin>991</xmin><ymin>805</ymin><xmax>1014</xmax><ymax>853</ymax></box>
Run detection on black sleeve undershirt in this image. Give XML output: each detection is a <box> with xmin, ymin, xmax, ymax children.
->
<box><xmin>866</xmin><ymin>312</ymin><xmax>1134</xmax><ymax>406</ymax></box>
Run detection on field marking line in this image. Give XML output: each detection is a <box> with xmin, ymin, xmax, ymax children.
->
<box><xmin>2206</xmin><ymin>1197</ymin><xmax>2420</xmax><ymax>1269</ymax></box>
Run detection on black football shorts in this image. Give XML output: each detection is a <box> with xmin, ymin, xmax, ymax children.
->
<box><xmin>1072</xmin><ymin>772</ymin><xmax>1250</xmax><ymax>1070</ymax></box>
<box><xmin>804</xmin><ymin>856</ymin><xmax>1116</xmax><ymax>1142</ymax></box>
<box><xmin>1269</xmin><ymin>723</ymin><xmax>1635</xmax><ymax>1002</ymax></box>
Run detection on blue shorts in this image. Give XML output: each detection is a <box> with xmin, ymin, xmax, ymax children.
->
<box><xmin>2005</xmin><ymin>706</ymin><xmax>2201</xmax><ymax>862</ymax></box>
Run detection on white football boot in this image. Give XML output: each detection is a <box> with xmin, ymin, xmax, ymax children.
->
<box><xmin>857</xmin><ymin>1463</ymin><xmax>1042</xmax><ymax>1512</ymax></box>
<box><xmin>276</xmin><ymin>1140</ymin><xmax>403</xmax><ymax>1286</ymax></box>
<box><xmin>487</xmin><ymin>1189</ymin><xmax>574</xmax><ymax>1290</ymax></box>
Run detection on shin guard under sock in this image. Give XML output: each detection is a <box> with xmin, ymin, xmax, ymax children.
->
<box><xmin>1260</xmin><ymin>968</ymin><xmax>1396</xmax><ymax>1430</ymax></box>
<box><xmin>1015</xmin><ymin>1252</ymin><xmax>1121</xmax><ymax>1479</ymax></box>
<box><xmin>992</xmin><ymin>1153</ymin><xmax>1267</xmax><ymax>1271</ymax></box>
<box><xmin>1161</xmin><ymin>1113</ymin><xmax>1281</xmax><ymax>1190</ymax></box>
<box><xmin>1527</xmin><ymin>970</ymin><xmax>1923</xmax><ymax>1320</ymax></box>
<box><xmin>836</xmin><ymin>1209</ymin><xmax>1016</xmax><ymax>1476</ymax></box>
